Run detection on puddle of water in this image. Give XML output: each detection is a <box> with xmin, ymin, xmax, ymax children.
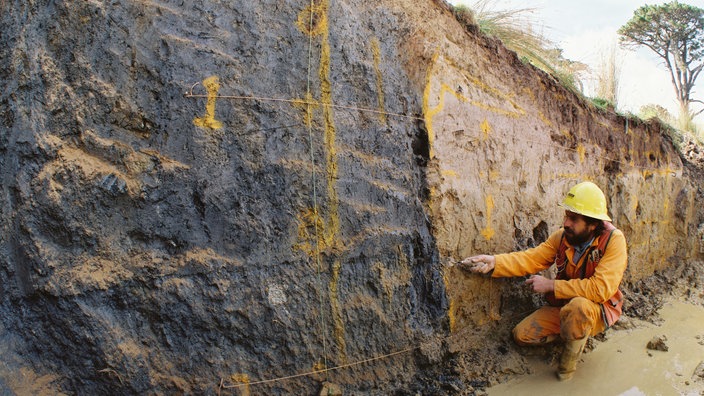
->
<box><xmin>487</xmin><ymin>300</ymin><xmax>704</xmax><ymax>396</ymax></box>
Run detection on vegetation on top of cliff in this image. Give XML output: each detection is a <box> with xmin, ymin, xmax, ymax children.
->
<box><xmin>451</xmin><ymin>1</ymin><xmax>587</xmax><ymax>94</ymax></box>
<box><xmin>451</xmin><ymin>1</ymin><xmax>704</xmax><ymax>146</ymax></box>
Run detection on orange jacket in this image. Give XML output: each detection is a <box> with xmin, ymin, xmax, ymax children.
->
<box><xmin>492</xmin><ymin>228</ymin><xmax>628</xmax><ymax>304</ymax></box>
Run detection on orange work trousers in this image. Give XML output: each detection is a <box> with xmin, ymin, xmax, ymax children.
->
<box><xmin>512</xmin><ymin>297</ymin><xmax>606</xmax><ymax>345</ymax></box>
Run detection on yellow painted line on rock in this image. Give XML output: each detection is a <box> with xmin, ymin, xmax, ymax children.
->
<box><xmin>444</xmin><ymin>270</ymin><xmax>457</xmax><ymax>333</ymax></box>
<box><xmin>576</xmin><ymin>144</ymin><xmax>586</xmax><ymax>163</ymax></box>
<box><xmin>538</xmin><ymin>111</ymin><xmax>553</xmax><ymax>129</ymax></box>
<box><xmin>230</xmin><ymin>374</ymin><xmax>250</xmax><ymax>396</ymax></box>
<box><xmin>423</xmin><ymin>54</ymin><xmax>526</xmax><ymax>159</ymax></box>
<box><xmin>441</xmin><ymin>169</ymin><xmax>458</xmax><ymax>178</ymax></box>
<box><xmin>423</xmin><ymin>52</ymin><xmax>441</xmax><ymax>159</ymax></box>
<box><xmin>481</xmin><ymin>195</ymin><xmax>495</xmax><ymax>240</ymax></box>
<box><xmin>480</xmin><ymin>119</ymin><xmax>491</xmax><ymax>141</ymax></box>
<box><xmin>193</xmin><ymin>76</ymin><xmax>223</xmax><ymax>130</ymax></box>
<box><xmin>297</xmin><ymin>0</ymin><xmax>346</xmax><ymax>365</ymax></box>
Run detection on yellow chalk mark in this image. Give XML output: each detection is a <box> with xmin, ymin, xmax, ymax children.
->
<box><xmin>646</xmin><ymin>167</ymin><xmax>678</xmax><ymax>176</ymax></box>
<box><xmin>443</xmin><ymin>270</ymin><xmax>457</xmax><ymax>332</ymax></box>
<box><xmin>312</xmin><ymin>360</ymin><xmax>326</xmax><ymax>373</ymax></box>
<box><xmin>481</xmin><ymin>195</ymin><xmax>495</xmax><ymax>240</ymax></box>
<box><xmin>423</xmin><ymin>54</ymin><xmax>526</xmax><ymax>159</ymax></box>
<box><xmin>230</xmin><ymin>374</ymin><xmax>250</xmax><ymax>396</ymax></box>
<box><xmin>458</xmin><ymin>67</ymin><xmax>525</xmax><ymax>117</ymax></box>
<box><xmin>423</xmin><ymin>52</ymin><xmax>441</xmax><ymax>159</ymax></box>
<box><xmin>441</xmin><ymin>169</ymin><xmax>458</xmax><ymax>178</ymax></box>
<box><xmin>292</xmin><ymin>92</ymin><xmax>320</xmax><ymax>128</ymax></box>
<box><xmin>630</xmin><ymin>194</ymin><xmax>639</xmax><ymax>211</ymax></box>
<box><xmin>663</xmin><ymin>195</ymin><xmax>670</xmax><ymax>214</ymax></box>
<box><xmin>296</xmin><ymin>2</ymin><xmax>328</xmax><ymax>36</ymax></box>
<box><xmin>556</xmin><ymin>173</ymin><xmax>593</xmax><ymax>180</ymax></box>
<box><xmin>193</xmin><ymin>76</ymin><xmax>223</xmax><ymax>130</ymax></box>
<box><xmin>538</xmin><ymin>111</ymin><xmax>553</xmax><ymax>128</ymax></box>
<box><xmin>329</xmin><ymin>259</ymin><xmax>347</xmax><ymax>363</ymax></box>
<box><xmin>297</xmin><ymin>0</ymin><xmax>346</xmax><ymax>366</ymax></box>
<box><xmin>371</xmin><ymin>38</ymin><xmax>387</xmax><ymax>125</ymax></box>
<box><xmin>488</xmin><ymin>169</ymin><xmax>500</xmax><ymax>181</ymax></box>
<box><xmin>521</xmin><ymin>86</ymin><xmax>536</xmax><ymax>102</ymax></box>
<box><xmin>429</xmin><ymin>185</ymin><xmax>438</xmax><ymax>201</ymax></box>
<box><xmin>561</xmin><ymin>128</ymin><xmax>571</xmax><ymax>138</ymax></box>
<box><xmin>316</xmin><ymin>1</ymin><xmax>340</xmax><ymax>253</ymax></box>
<box><xmin>480</xmin><ymin>119</ymin><xmax>492</xmax><ymax>141</ymax></box>
<box><xmin>294</xmin><ymin>208</ymin><xmax>327</xmax><ymax>257</ymax></box>
<box><xmin>576</xmin><ymin>144</ymin><xmax>586</xmax><ymax>163</ymax></box>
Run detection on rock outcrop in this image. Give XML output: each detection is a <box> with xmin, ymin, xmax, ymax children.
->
<box><xmin>1</xmin><ymin>0</ymin><xmax>702</xmax><ymax>394</ymax></box>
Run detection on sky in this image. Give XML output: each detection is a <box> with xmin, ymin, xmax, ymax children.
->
<box><xmin>448</xmin><ymin>0</ymin><xmax>704</xmax><ymax>121</ymax></box>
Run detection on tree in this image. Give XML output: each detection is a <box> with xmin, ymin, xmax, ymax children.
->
<box><xmin>618</xmin><ymin>1</ymin><xmax>704</xmax><ymax>123</ymax></box>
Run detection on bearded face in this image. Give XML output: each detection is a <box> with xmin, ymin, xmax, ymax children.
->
<box><xmin>563</xmin><ymin>211</ymin><xmax>598</xmax><ymax>245</ymax></box>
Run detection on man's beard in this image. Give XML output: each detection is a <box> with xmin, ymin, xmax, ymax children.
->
<box><xmin>564</xmin><ymin>227</ymin><xmax>593</xmax><ymax>246</ymax></box>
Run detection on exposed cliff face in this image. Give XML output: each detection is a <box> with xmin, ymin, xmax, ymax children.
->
<box><xmin>1</xmin><ymin>0</ymin><xmax>702</xmax><ymax>394</ymax></box>
<box><xmin>420</xmin><ymin>26</ymin><xmax>701</xmax><ymax>332</ymax></box>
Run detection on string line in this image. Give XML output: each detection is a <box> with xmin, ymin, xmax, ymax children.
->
<box><xmin>184</xmin><ymin>92</ymin><xmax>678</xmax><ymax>174</ymax></box>
<box><xmin>304</xmin><ymin>0</ymin><xmax>330</xmax><ymax>381</ymax></box>
<box><xmin>220</xmin><ymin>346</ymin><xmax>416</xmax><ymax>389</ymax></box>
<box><xmin>218</xmin><ymin>300</ymin><xmax>537</xmax><ymax>391</ymax></box>
<box><xmin>183</xmin><ymin>92</ymin><xmax>424</xmax><ymax>121</ymax></box>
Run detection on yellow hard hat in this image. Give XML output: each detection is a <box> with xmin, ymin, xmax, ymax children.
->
<box><xmin>559</xmin><ymin>181</ymin><xmax>612</xmax><ymax>221</ymax></box>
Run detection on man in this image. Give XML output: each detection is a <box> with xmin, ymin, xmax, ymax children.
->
<box><xmin>460</xmin><ymin>181</ymin><xmax>627</xmax><ymax>380</ymax></box>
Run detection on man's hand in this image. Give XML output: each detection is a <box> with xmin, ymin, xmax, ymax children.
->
<box><xmin>525</xmin><ymin>275</ymin><xmax>555</xmax><ymax>293</ymax></box>
<box><xmin>459</xmin><ymin>255</ymin><xmax>495</xmax><ymax>274</ymax></box>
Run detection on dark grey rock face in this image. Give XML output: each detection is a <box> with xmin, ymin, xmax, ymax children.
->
<box><xmin>4</xmin><ymin>0</ymin><xmax>702</xmax><ymax>394</ymax></box>
<box><xmin>0</xmin><ymin>0</ymin><xmax>446</xmax><ymax>393</ymax></box>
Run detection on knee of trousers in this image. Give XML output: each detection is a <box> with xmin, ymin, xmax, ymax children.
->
<box><xmin>559</xmin><ymin>297</ymin><xmax>597</xmax><ymax>340</ymax></box>
<box><xmin>512</xmin><ymin>325</ymin><xmax>532</xmax><ymax>346</ymax></box>
<box><xmin>512</xmin><ymin>315</ymin><xmax>558</xmax><ymax>346</ymax></box>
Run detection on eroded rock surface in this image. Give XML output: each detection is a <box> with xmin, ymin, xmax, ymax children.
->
<box><xmin>1</xmin><ymin>0</ymin><xmax>702</xmax><ymax>394</ymax></box>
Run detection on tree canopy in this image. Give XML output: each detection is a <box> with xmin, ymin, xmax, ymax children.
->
<box><xmin>618</xmin><ymin>1</ymin><xmax>704</xmax><ymax>119</ymax></box>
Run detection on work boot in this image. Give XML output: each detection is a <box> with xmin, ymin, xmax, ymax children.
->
<box><xmin>557</xmin><ymin>337</ymin><xmax>588</xmax><ymax>381</ymax></box>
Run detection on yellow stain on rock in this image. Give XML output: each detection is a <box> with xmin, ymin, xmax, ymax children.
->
<box><xmin>296</xmin><ymin>0</ymin><xmax>346</xmax><ymax>365</ymax></box>
<box><xmin>444</xmin><ymin>269</ymin><xmax>457</xmax><ymax>332</ymax></box>
<box><xmin>423</xmin><ymin>54</ymin><xmax>526</xmax><ymax>159</ymax></box>
<box><xmin>538</xmin><ymin>111</ymin><xmax>553</xmax><ymax>129</ymax></box>
<box><xmin>292</xmin><ymin>92</ymin><xmax>320</xmax><ymax>128</ymax></box>
<box><xmin>230</xmin><ymin>374</ymin><xmax>250</xmax><ymax>396</ymax></box>
<box><xmin>296</xmin><ymin>1</ymin><xmax>328</xmax><ymax>36</ymax></box>
<box><xmin>480</xmin><ymin>119</ymin><xmax>491</xmax><ymax>141</ymax></box>
<box><xmin>481</xmin><ymin>195</ymin><xmax>495</xmax><ymax>240</ymax></box>
<box><xmin>294</xmin><ymin>208</ymin><xmax>327</xmax><ymax>257</ymax></box>
<box><xmin>312</xmin><ymin>360</ymin><xmax>326</xmax><ymax>374</ymax></box>
<box><xmin>423</xmin><ymin>52</ymin><xmax>441</xmax><ymax>159</ymax></box>
<box><xmin>371</xmin><ymin>38</ymin><xmax>387</xmax><ymax>125</ymax></box>
<box><xmin>631</xmin><ymin>195</ymin><xmax>639</xmax><ymax>211</ymax></box>
<box><xmin>576</xmin><ymin>144</ymin><xmax>586</xmax><ymax>163</ymax></box>
<box><xmin>193</xmin><ymin>76</ymin><xmax>223</xmax><ymax>130</ymax></box>
<box><xmin>441</xmin><ymin>169</ymin><xmax>458</xmax><ymax>178</ymax></box>
<box><xmin>316</xmin><ymin>0</ymin><xmax>341</xmax><ymax>253</ymax></box>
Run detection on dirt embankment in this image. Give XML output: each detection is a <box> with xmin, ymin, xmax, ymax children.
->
<box><xmin>1</xmin><ymin>0</ymin><xmax>703</xmax><ymax>394</ymax></box>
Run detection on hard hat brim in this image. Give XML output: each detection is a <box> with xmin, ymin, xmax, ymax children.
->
<box><xmin>559</xmin><ymin>202</ymin><xmax>612</xmax><ymax>222</ymax></box>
